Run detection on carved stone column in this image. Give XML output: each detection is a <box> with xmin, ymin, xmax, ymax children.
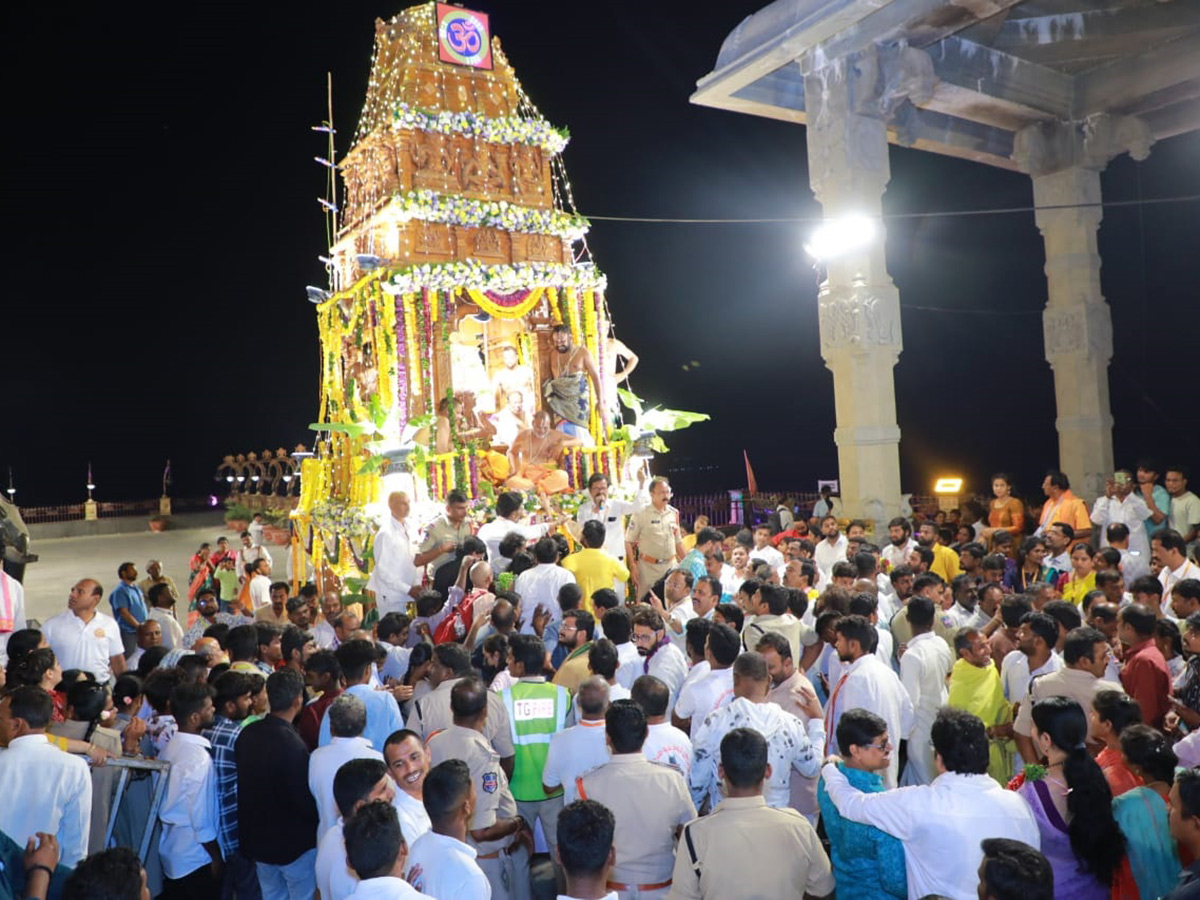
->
<box><xmin>1013</xmin><ymin>115</ymin><xmax>1152</xmax><ymax>501</ymax></box>
<box><xmin>801</xmin><ymin>48</ymin><xmax>931</xmax><ymax>527</ymax></box>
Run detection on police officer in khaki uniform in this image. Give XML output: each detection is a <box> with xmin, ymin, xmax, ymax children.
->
<box><xmin>416</xmin><ymin>490</ymin><xmax>474</xmax><ymax>577</ymax></box>
<box><xmin>575</xmin><ymin>700</ymin><xmax>695</xmax><ymax>900</ymax></box>
<box><xmin>427</xmin><ymin>678</ymin><xmax>534</xmax><ymax>900</ymax></box>
<box><xmin>625</xmin><ymin>478</ymin><xmax>685</xmax><ymax>603</ymax></box>
<box><xmin>668</xmin><ymin>727</ymin><xmax>835</xmax><ymax>900</ymax></box>
<box><xmin>408</xmin><ymin>643</ymin><xmax>515</xmax><ymax>771</ymax></box>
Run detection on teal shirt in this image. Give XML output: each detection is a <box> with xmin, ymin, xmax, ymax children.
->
<box><xmin>0</xmin><ymin>830</ymin><xmax>72</xmax><ymax>900</ymax></box>
<box><xmin>817</xmin><ymin>764</ymin><xmax>907</xmax><ymax>900</ymax></box>
<box><xmin>1146</xmin><ymin>485</ymin><xmax>1172</xmax><ymax>537</ymax></box>
<box><xmin>679</xmin><ymin>549</ymin><xmax>706</xmax><ymax>583</ymax></box>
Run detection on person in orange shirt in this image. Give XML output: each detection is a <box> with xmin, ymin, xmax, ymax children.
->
<box><xmin>1091</xmin><ymin>689</ymin><xmax>1143</xmax><ymax>797</ymax></box>
<box><xmin>1036</xmin><ymin>470</ymin><xmax>1092</xmax><ymax>542</ymax></box>
<box><xmin>982</xmin><ymin>473</ymin><xmax>1025</xmax><ymax>548</ymax></box>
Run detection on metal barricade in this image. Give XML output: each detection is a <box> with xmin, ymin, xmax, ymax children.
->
<box><xmin>99</xmin><ymin>756</ymin><xmax>171</xmax><ymax>862</ymax></box>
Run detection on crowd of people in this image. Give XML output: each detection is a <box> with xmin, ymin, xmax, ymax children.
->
<box><xmin>1</xmin><ymin>461</ymin><xmax>1200</xmax><ymax>900</ymax></box>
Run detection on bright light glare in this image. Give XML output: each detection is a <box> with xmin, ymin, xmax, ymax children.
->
<box><xmin>804</xmin><ymin>215</ymin><xmax>876</xmax><ymax>261</ymax></box>
<box><xmin>934</xmin><ymin>477</ymin><xmax>963</xmax><ymax>494</ymax></box>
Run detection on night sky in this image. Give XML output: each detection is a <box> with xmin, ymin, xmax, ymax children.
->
<box><xmin>4</xmin><ymin>1</ymin><xmax>1198</xmax><ymax>508</ymax></box>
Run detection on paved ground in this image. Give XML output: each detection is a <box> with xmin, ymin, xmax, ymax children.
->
<box><xmin>22</xmin><ymin>525</ymin><xmax>241</xmax><ymax>624</ymax></box>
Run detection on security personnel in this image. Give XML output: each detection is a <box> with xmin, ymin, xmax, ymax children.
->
<box><xmin>668</xmin><ymin>727</ymin><xmax>835</xmax><ymax>900</ymax></box>
<box><xmin>428</xmin><ymin>678</ymin><xmax>533</xmax><ymax>900</ymax></box>
<box><xmin>625</xmin><ymin>477</ymin><xmax>685</xmax><ymax>603</ymax></box>
<box><xmin>499</xmin><ymin>634</ymin><xmax>572</xmax><ymax>878</ymax></box>
<box><xmin>409</xmin><ymin>643</ymin><xmax>515</xmax><ymax>769</ymax></box>
<box><xmin>575</xmin><ymin>700</ymin><xmax>695</xmax><ymax>900</ymax></box>
<box><xmin>415</xmin><ymin>490</ymin><xmax>473</xmax><ymax>577</ymax></box>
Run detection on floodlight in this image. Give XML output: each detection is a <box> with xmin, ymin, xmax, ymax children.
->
<box><xmin>804</xmin><ymin>215</ymin><xmax>876</xmax><ymax>261</ymax></box>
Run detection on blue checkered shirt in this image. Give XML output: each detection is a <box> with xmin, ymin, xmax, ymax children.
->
<box><xmin>203</xmin><ymin>715</ymin><xmax>243</xmax><ymax>858</ymax></box>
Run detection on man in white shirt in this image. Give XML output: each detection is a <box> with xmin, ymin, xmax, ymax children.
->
<box><xmin>604</xmin><ymin>608</ymin><xmax>642</xmax><ymax>687</ymax></box>
<box><xmin>145</xmin><ymin>583</ymin><xmax>184</xmax><ymax>651</ymax></box>
<box><xmin>649</xmin><ymin>569</ymin><xmax>696</xmax><ymax>655</ymax></box>
<box><xmin>368</xmin><ymin>492</ymin><xmax>423</xmax><ymax>617</ymax></box>
<box><xmin>1000</xmin><ymin>611</ymin><xmax>1063</xmax><ymax>707</ymax></box>
<box><xmin>315</xmin><ymin>758</ymin><xmax>397</xmax><ymax>900</ymax></box>
<box><xmin>1156</xmin><ymin>530</ymin><xmax>1200</xmax><ymax>615</ymax></box>
<box><xmin>343</xmin><ymin>798</ymin><xmax>434</xmax><ymax>899</ymax></box>
<box><xmin>542</xmin><ymin>677</ymin><xmax>612</xmax><ymax>804</ymax></box>
<box><xmin>1092</xmin><ymin>474</ymin><xmax>1153</xmax><ymax>562</ymax></box>
<box><xmin>624</xmin><ymin>608</ymin><xmax>689</xmax><ymax>718</ymax></box>
<box><xmin>880</xmin><ymin>517</ymin><xmax>917</xmax><ymax>573</ymax></box>
<box><xmin>814</xmin><ymin>516</ymin><xmax>849</xmax><ymax>583</ymax></box>
<box><xmin>823</xmin><ymin>614</ymin><xmax>915</xmax><ymax>788</ymax></box>
<box><xmin>575</xmin><ymin>471</ymin><xmax>647</xmax><ymax>564</ymax></box>
<box><xmin>821</xmin><ymin>707</ymin><xmax>1040</xmax><ymax>900</ymax></box>
<box><xmin>383</xmin><ymin>729</ymin><xmax>433</xmax><ymax>849</ymax></box>
<box><xmin>748</xmin><ymin>524</ymin><xmax>784</xmax><ymax>570</ymax></box>
<box><xmin>236</xmin><ymin>532</ymin><xmax>272</xmax><ymax>582</ymax></box>
<box><xmin>41</xmin><ymin>579</ymin><xmax>126</xmax><ymax>684</ymax></box>
<box><xmin>157</xmin><ymin>682</ymin><xmax>222</xmax><ymax>893</ymax></box>
<box><xmin>513</xmin><ymin>537</ymin><xmax>576</xmax><ymax>653</ymax></box>
<box><xmin>673</xmin><ymin>623</ymin><xmax>738</xmax><ymax>739</ymax></box>
<box><xmin>0</xmin><ymin>686</ymin><xmax>93</xmax><ymax>866</ymax></box>
<box><xmin>247</xmin><ymin>558</ymin><xmax>273</xmax><ymax>611</ymax></box>
<box><xmin>478</xmin><ymin>490</ymin><xmax>553</xmax><ymax>570</ymax></box>
<box><xmin>898</xmin><ymin>597</ymin><xmax>954</xmax><ymax>785</ymax></box>
<box><xmin>406</xmin><ymin>759</ymin><xmax>491</xmax><ymax>899</ymax></box>
<box><xmin>632</xmin><ymin>674</ymin><xmax>693</xmax><ymax>780</ymax></box>
<box><xmin>309</xmin><ymin>694</ymin><xmax>383</xmax><ymax>838</ymax></box>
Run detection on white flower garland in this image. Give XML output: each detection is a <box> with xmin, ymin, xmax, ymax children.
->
<box><xmin>392</xmin><ymin>103</ymin><xmax>569</xmax><ymax>154</ymax></box>
<box><xmin>391</xmin><ymin>191</ymin><xmax>588</xmax><ymax>240</ymax></box>
<box><xmin>385</xmin><ymin>261</ymin><xmax>607</xmax><ymax>295</ymax></box>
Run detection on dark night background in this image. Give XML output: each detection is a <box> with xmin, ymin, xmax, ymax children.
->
<box><xmin>3</xmin><ymin>2</ymin><xmax>1198</xmax><ymax>508</ymax></box>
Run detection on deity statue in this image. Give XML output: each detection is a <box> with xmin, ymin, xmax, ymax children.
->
<box><xmin>490</xmin><ymin>342</ymin><xmax>536</xmax><ymax>414</ymax></box>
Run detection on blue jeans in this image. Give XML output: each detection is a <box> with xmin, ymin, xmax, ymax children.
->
<box><xmin>255</xmin><ymin>849</ymin><xmax>316</xmax><ymax>900</ymax></box>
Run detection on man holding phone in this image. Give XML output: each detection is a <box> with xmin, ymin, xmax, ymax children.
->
<box><xmin>1091</xmin><ymin>469</ymin><xmax>1153</xmax><ymax>564</ymax></box>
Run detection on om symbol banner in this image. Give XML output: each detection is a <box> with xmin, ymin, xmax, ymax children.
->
<box><xmin>436</xmin><ymin>4</ymin><xmax>493</xmax><ymax>70</ymax></box>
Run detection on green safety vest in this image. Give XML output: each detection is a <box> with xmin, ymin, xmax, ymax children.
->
<box><xmin>501</xmin><ymin>679</ymin><xmax>570</xmax><ymax>801</ymax></box>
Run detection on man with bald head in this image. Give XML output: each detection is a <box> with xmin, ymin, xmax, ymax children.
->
<box><xmin>191</xmin><ymin>636</ymin><xmax>226</xmax><ymax>668</ymax></box>
<box><xmin>42</xmin><ymin>579</ymin><xmax>126</xmax><ymax>683</ymax></box>
<box><xmin>367</xmin><ymin>491</ymin><xmax>422</xmax><ymax>617</ymax></box>
<box><xmin>542</xmin><ymin>675</ymin><xmax>611</xmax><ymax>804</ymax></box>
<box><xmin>127</xmin><ymin>620</ymin><xmax>161</xmax><ymax>669</ymax></box>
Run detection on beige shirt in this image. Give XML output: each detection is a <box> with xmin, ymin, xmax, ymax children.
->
<box><xmin>1013</xmin><ymin>666</ymin><xmax>1124</xmax><ymax>738</ymax></box>
<box><xmin>254</xmin><ymin>605</ymin><xmax>288</xmax><ymax>626</ymax></box>
<box><xmin>625</xmin><ymin>505</ymin><xmax>683</xmax><ymax>562</ymax></box>
<box><xmin>407</xmin><ymin>677</ymin><xmax>515</xmax><ymax>759</ymax></box>
<box><xmin>668</xmin><ymin>795</ymin><xmax>835</xmax><ymax>900</ymax></box>
<box><xmin>767</xmin><ymin>671</ymin><xmax>821</xmax><ymax>821</ymax></box>
<box><xmin>427</xmin><ymin>724</ymin><xmax>517</xmax><ymax>857</ymax></box>
<box><xmin>577</xmin><ymin>753</ymin><xmax>695</xmax><ymax>884</ymax></box>
<box><xmin>420</xmin><ymin>516</ymin><xmax>474</xmax><ymax>575</ymax></box>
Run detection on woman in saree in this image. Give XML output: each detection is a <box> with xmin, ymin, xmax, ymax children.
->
<box><xmin>1111</xmin><ymin>725</ymin><xmax>1180</xmax><ymax>899</ymax></box>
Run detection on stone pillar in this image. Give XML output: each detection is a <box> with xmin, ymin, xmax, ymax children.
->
<box><xmin>1013</xmin><ymin>116</ymin><xmax>1153</xmax><ymax>501</ymax></box>
<box><xmin>801</xmin><ymin>47</ymin><xmax>933</xmax><ymax>528</ymax></box>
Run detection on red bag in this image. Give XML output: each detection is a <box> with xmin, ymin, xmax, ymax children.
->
<box><xmin>432</xmin><ymin>589</ymin><xmax>487</xmax><ymax>644</ymax></box>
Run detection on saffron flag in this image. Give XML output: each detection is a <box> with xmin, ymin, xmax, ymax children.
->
<box><xmin>743</xmin><ymin>450</ymin><xmax>758</xmax><ymax>494</ymax></box>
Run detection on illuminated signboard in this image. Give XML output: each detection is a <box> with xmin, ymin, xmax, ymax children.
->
<box><xmin>436</xmin><ymin>4</ymin><xmax>492</xmax><ymax>70</ymax></box>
